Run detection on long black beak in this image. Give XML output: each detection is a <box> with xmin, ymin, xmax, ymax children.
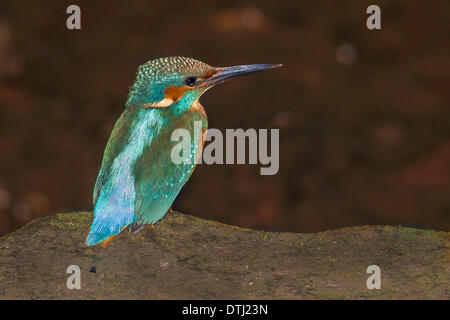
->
<box><xmin>201</xmin><ymin>63</ymin><xmax>282</xmax><ymax>88</ymax></box>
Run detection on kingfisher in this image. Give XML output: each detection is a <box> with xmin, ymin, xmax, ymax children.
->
<box><xmin>86</xmin><ymin>57</ymin><xmax>281</xmax><ymax>247</ymax></box>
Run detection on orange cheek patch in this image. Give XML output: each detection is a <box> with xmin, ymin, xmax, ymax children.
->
<box><xmin>164</xmin><ymin>85</ymin><xmax>189</xmax><ymax>102</ymax></box>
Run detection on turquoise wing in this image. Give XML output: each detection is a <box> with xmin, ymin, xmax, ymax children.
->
<box><xmin>86</xmin><ymin>106</ymin><xmax>206</xmax><ymax>246</ymax></box>
<box><xmin>86</xmin><ymin>107</ymin><xmax>144</xmax><ymax>246</ymax></box>
<box><xmin>92</xmin><ymin>109</ymin><xmax>134</xmax><ymax>205</ymax></box>
<box><xmin>131</xmin><ymin>111</ymin><xmax>207</xmax><ymax>227</ymax></box>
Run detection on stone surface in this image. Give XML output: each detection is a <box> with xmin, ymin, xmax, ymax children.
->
<box><xmin>0</xmin><ymin>211</ymin><xmax>448</xmax><ymax>299</ymax></box>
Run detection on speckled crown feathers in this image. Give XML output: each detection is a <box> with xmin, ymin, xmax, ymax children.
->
<box><xmin>126</xmin><ymin>57</ymin><xmax>214</xmax><ymax>107</ymax></box>
<box><xmin>137</xmin><ymin>57</ymin><xmax>213</xmax><ymax>81</ymax></box>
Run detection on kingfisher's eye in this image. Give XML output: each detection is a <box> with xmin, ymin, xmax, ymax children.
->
<box><xmin>185</xmin><ymin>77</ymin><xmax>197</xmax><ymax>86</ymax></box>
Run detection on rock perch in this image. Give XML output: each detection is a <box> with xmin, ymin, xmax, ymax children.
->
<box><xmin>0</xmin><ymin>211</ymin><xmax>448</xmax><ymax>299</ymax></box>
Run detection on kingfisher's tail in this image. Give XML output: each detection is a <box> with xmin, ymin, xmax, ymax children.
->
<box><xmin>86</xmin><ymin>226</ymin><xmax>115</xmax><ymax>246</ymax></box>
<box><xmin>86</xmin><ymin>226</ymin><xmax>126</xmax><ymax>247</ymax></box>
<box><xmin>86</xmin><ymin>193</ymin><xmax>135</xmax><ymax>246</ymax></box>
<box><xmin>86</xmin><ymin>217</ymin><xmax>131</xmax><ymax>246</ymax></box>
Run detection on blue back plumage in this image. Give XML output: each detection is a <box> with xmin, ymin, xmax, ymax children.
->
<box><xmin>87</xmin><ymin>98</ymin><xmax>206</xmax><ymax>246</ymax></box>
<box><xmin>87</xmin><ymin>108</ymin><xmax>162</xmax><ymax>245</ymax></box>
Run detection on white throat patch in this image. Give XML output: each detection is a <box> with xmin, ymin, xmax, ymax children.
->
<box><xmin>145</xmin><ymin>97</ymin><xmax>174</xmax><ymax>108</ymax></box>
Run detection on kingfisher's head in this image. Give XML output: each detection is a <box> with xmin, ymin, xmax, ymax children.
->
<box><xmin>126</xmin><ymin>56</ymin><xmax>281</xmax><ymax>111</ymax></box>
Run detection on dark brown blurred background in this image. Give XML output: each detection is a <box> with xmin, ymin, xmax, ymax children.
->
<box><xmin>0</xmin><ymin>0</ymin><xmax>449</xmax><ymax>236</ymax></box>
